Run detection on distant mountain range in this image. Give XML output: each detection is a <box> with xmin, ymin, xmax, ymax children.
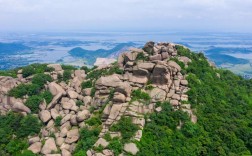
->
<box><xmin>0</xmin><ymin>42</ymin><xmax>31</xmax><ymax>54</ymax></box>
<box><xmin>68</xmin><ymin>42</ymin><xmax>138</xmax><ymax>65</ymax></box>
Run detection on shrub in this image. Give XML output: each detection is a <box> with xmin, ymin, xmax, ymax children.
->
<box><xmin>6</xmin><ymin>139</ymin><xmax>28</xmax><ymax>155</ymax></box>
<box><xmin>86</xmin><ymin>116</ymin><xmax>102</xmax><ymax>126</ymax></box>
<box><xmin>63</xmin><ymin>70</ymin><xmax>72</xmax><ymax>82</ymax></box>
<box><xmin>88</xmin><ymin>106</ymin><xmax>95</xmax><ymax>114</ymax></box>
<box><xmin>107</xmin><ymin>64</ymin><xmax>124</xmax><ymax>75</ymax></box>
<box><xmin>0</xmin><ymin>70</ymin><xmax>17</xmax><ymax>78</ymax></box>
<box><xmin>131</xmin><ymin>89</ymin><xmax>151</xmax><ymax>104</ymax></box>
<box><xmin>145</xmin><ymin>85</ymin><xmax>154</xmax><ymax>90</ymax></box>
<box><xmin>74</xmin><ymin>127</ymin><xmax>101</xmax><ymax>155</ymax></box>
<box><xmin>57</xmin><ymin>73</ymin><xmax>63</xmax><ymax>82</ymax></box>
<box><xmin>40</xmin><ymin>91</ymin><xmax>53</xmax><ymax>104</ymax></box>
<box><xmin>8</xmin><ymin>84</ymin><xmax>40</xmax><ymax>98</ymax></box>
<box><xmin>8</xmin><ymin>84</ymin><xmax>28</xmax><ymax>98</ymax></box>
<box><xmin>181</xmin><ymin>121</ymin><xmax>199</xmax><ymax>137</ymax></box>
<box><xmin>107</xmin><ymin>139</ymin><xmax>123</xmax><ymax>156</ymax></box>
<box><xmin>62</xmin><ymin>64</ymin><xmax>77</xmax><ymax>70</ymax></box>
<box><xmin>136</xmin><ymin>52</ymin><xmax>148</xmax><ymax>61</ymax></box>
<box><xmin>18</xmin><ymin>150</ymin><xmax>37</xmax><ymax>156</ymax></box>
<box><xmin>32</xmin><ymin>73</ymin><xmax>52</xmax><ymax>88</ymax></box>
<box><xmin>169</xmin><ymin>57</ymin><xmax>185</xmax><ymax>70</ymax></box>
<box><xmin>81</xmin><ymin>80</ymin><xmax>93</xmax><ymax>89</ymax></box>
<box><xmin>17</xmin><ymin>115</ymin><xmax>41</xmax><ymax>138</ymax></box>
<box><xmin>26</xmin><ymin>84</ymin><xmax>41</xmax><ymax>96</ymax></box>
<box><xmin>24</xmin><ymin>95</ymin><xmax>43</xmax><ymax>113</ymax></box>
<box><xmin>55</xmin><ymin>116</ymin><xmax>62</xmax><ymax>127</ymax></box>
<box><xmin>110</xmin><ymin>117</ymin><xmax>139</xmax><ymax>142</ymax></box>
<box><xmin>22</xmin><ymin>66</ymin><xmax>35</xmax><ymax>78</ymax></box>
<box><xmin>80</xmin><ymin>66</ymin><xmax>91</xmax><ymax>73</ymax></box>
<box><xmin>91</xmin><ymin>87</ymin><xmax>96</xmax><ymax>97</ymax></box>
<box><xmin>76</xmin><ymin>100</ymin><xmax>84</xmax><ymax>107</ymax></box>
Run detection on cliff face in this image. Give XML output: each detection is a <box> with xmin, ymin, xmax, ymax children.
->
<box><xmin>1</xmin><ymin>41</ymin><xmax>252</xmax><ymax>156</ymax></box>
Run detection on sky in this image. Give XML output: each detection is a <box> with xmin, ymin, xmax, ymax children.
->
<box><xmin>0</xmin><ymin>0</ymin><xmax>252</xmax><ymax>32</ymax></box>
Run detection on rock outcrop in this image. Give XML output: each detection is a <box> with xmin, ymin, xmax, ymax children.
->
<box><xmin>0</xmin><ymin>42</ymin><xmax>196</xmax><ymax>156</ymax></box>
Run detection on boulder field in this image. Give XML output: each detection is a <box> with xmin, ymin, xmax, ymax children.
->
<box><xmin>0</xmin><ymin>42</ymin><xmax>196</xmax><ymax>156</ymax></box>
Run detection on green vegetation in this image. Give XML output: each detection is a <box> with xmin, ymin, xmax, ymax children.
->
<box><xmin>86</xmin><ymin>63</ymin><xmax>123</xmax><ymax>80</ymax></box>
<box><xmin>74</xmin><ymin>127</ymin><xmax>101</xmax><ymax>156</ymax></box>
<box><xmin>55</xmin><ymin>116</ymin><xmax>62</xmax><ymax>127</ymax></box>
<box><xmin>24</xmin><ymin>95</ymin><xmax>43</xmax><ymax>113</ymax></box>
<box><xmin>80</xmin><ymin>66</ymin><xmax>92</xmax><ymax>73</ymax></box>
<box><xmin>131</xmin><ymin>89</ymin><xmax>151</xmax><ymax>104</ymax></box>
<box><xmin>61</xmin><ymin>64</ymin><xmax>77</xmax><ymax>70</ymax></box>
<box><xmin>110</xmin><ymin>117</ymin><xmax>139</xmax><ymax>142</ymax></box>
<box><xmin>137</xmin><ymin>46</ymin><xmax>252</xmax><ymax>155</ymax></box>
<box><xmin>90</xmin><ymin>87</ymin><xmax>96</xmax><ymax>97</ymax></box>
<box><xmin>107</xmin><ymin>138</ymin><xmax>123</xmax><ymax>156</ymax></box>
<box><xmin>63</xmin><ymin>70</ymin><xmax>72</xmax><ymax>82</ymax></box>
<box><xmin>76</xmin><ymin>100</ymin><xmax>84</xmax><ymax>107</ymax></box>
<box><xmin>0</xmin><ymin>113</ymin><xmax>41</xmax><ymax>155</ymax></box>
<box><xmin>32</xmin><ymin>73</ymin><xmax>52</xmax><ymax>88</ymax></box>
<box><xmin>136</xmin><ymin>52</ymin><xmax>149</xmax><ymax>61</ymax></box>
<box><xmin>40</xmin><ymin>91</ymin><xmax>53</xmax><ymax>104</ymax></box>
<box><xmin>22</xmin><ymin>63</ymin><xmax>53</xmax><ymax>78</ymax></box>
<box><xmin>86</xmin><ymin>116</ymin><xmax>102</xmax><ymax>126</ymax></box>
<box><xmin>0</xmin><ymin>69</ymin><xmax>17</xmax><ymax>78</ymax></box>
<box><xmin>81</xmin><ymin>80</ymin><xmax>93</xmax><ymax>89</ymax></box>
<box><xmin>8</xmin><ymin>83</ymin><xmax>40</xmax><ymax>98</ymax></box>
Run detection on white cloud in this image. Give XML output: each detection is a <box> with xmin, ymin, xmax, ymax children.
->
<box><xmin>0</xmin><ymin>0</ymin><xmax>251</xmax><ymax>32</ymax></box>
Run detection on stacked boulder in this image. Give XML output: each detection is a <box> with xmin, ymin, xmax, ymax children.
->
<box><xmin>87</xmin><ymin>42</ymin><xmax>196</xmax><ymax>156</ymax></box>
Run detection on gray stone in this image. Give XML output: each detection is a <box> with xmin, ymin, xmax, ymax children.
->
<box><xmin>124</xmin><ymin>143</ymin><xmax>139</xmax><ymax>155</ymax></box>
<box><xmin>41</xmin><ymin>138</ymin><xmax>57</xmax><ymax>154</ymax></box>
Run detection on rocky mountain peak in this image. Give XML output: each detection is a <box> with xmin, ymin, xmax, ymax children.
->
<box><xmin>0</xmin><ymin>41</ymin><xmax>196</xmax><ymax>156</ymax></box>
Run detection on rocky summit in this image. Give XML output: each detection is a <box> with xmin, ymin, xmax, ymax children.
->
<box><xmin>0</xmin><ymin>41</ymin><xmax>252</xmax><ymax>156</ymax></box>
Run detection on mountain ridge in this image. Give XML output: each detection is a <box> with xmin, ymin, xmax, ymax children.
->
<box><xmin>0</xmin><ymin>42</ymin><xmax>252</xmax><ymax>156</ymax></box>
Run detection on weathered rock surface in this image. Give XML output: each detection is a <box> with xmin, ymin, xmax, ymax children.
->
<box><xmin>41</xmin><ymin>138</ymin><xmax>58</xmax><ymax>154</ymax></box>
<box><xmin>124</xmin><ymin>143</ymin><xmax>139</xmax><ymax>155</ymax></box>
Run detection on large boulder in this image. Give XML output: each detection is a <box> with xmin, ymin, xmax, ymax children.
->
<box><xmin>74</xmin><ymin>70</ymin><xmax>86</xmax><ymax>80</ymax></box>
<box><xmin>108</xmin><ymin>104</ymin><xmax>123</xmax><ymax>120</ymax></box>
<box><xmin>115</xmin><ymin>82</ymin><xmax>131</xmax><ymax>97</ymax></box>
<box><xmin>28</xmin><ymin>142</ymin><xmax>42</xmax><ymax>154</ymax></box>
<box><xmin>94</xmin><ymin>138</ymin><xmax>109</xmax><ymax>148</ymax></box>
<box><xmin>47</xmin><ymin>64</ymin><xmax>62</xmax><ymax>72</ymax></box>
<box><xmin>77</xmin><ymin>110</ymin><xmax>90</xmax><ymax>122</ymax></box>
<box><xmin>48</xmin><ymin>82</ymin><xmax>66</xmax><ymax>96</ymax></box>
<box><xmin>149</xmin><ymin>54</ymin><xmax>162</xmax><ymax>61</ymax></box>
<box><xmin>143</xmin><ymin>41</ymin><xmax>155</xmax><ymax>54</ymax></box>
<box><xmin>12</xmin><ymin>102</ymin><xmax>31</xmax><ymax>113</ymax></box>
<box><xmin>128</xmin><ymin>75</ymin><xmax>148</xmax><ymax>84</ymax></box>
<box><xmin>67</xmin><ymin>90</ymin><xmax>79</xmax><ymax>99</ymax></box>
<box><xmin>39</xmin><ymin>110</ymin><xmax>51</xmax><ymax>123</ymax></box>
<box><xmin>151</xmin><ymin>64</ymin><xmax>170</xmax><ymax>84</ymax></box>
<box><xmin>133</xmin><ymin>67</ymin><xmax>149</xmax><ymax>77</ymax></box>
<box><xmin>0</xmin><ymin>76</ymin><xmax>19</xmax><ymax>94</ymax></box>
<box><xmin>150</xmin><ymin>88</ymin><xmax>166</xmax><ymax>102</ymax></box>
<box><xmin>124</xmin><ymin>143</ymin><xmax>139</xmax><ymax>155</ymax></box>
<box><xmin>65</xmin><ymin>129</ymin><xmax>79</xmax><ymax>144</ymax></box>
<box><xmin>113</xmin><ymin>92</ymin><xmax>126</xmax><ymax>103</ymax></box>
<box><xmin>41</xmin><ymin>138</ymin><xmax>58</xmax><ymax>154</ymax></box>
<box><xmin>137</xmin><ymin>62</ymin><xmax>155</xmax><ymax>71</ymax></box>
<box><xmin>96</xmin><ymin>74</ymin><xmax>122</xmax><ymax>88</ymax></box>
<box><xmin>47</xmin><ymin>93</ymin><xmax>62</xmax><ymax>109</ymax></box>
<box><xmin>167</xmin><ymin>61</ymin><xmax>181</xmax><ymax>72</ymax></box>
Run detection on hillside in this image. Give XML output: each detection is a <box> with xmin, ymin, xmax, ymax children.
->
<box><xmin>0</xmin><ymin>42</ymin><xmax>252</xmax><ymax>156</ymax></box>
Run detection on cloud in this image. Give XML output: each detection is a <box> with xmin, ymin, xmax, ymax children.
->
<box><xmin>0</xmin><ymin>0</ymin><xmax>251</xmax><ymax>32</ymax></box>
